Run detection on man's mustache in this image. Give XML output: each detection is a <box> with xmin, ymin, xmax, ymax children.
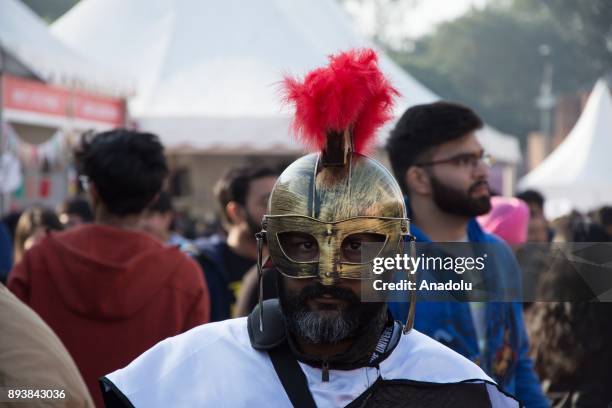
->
<box><xmin>468</xmin><ymin>180</ymin><xmax>490</xmax><ymax>195</ymax></box>
<box><xmin>297</xmin><ymin>282</ymin><xmax>360</xmax><ymax>304</ymax></box>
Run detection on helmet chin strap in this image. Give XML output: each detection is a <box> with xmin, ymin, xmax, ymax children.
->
<box><xmin>255</xmin><ymin>230</ymin><xmax>266</xmax><ymax>332</ymax></box>
<box><xmin>402</xmin><ymin>235</ymin><xmax>417</xmax><ymax>335</ymax></box>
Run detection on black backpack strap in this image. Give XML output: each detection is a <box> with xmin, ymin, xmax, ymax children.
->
<box><xmin>268</xmin><ymin>340</ymin><xmax>317</xmax><ymax>408</ymax></box>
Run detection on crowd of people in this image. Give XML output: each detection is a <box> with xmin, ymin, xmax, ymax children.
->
<box><xmin>1</xmin><ymin>51</ymin><xmax>611</xmax><ymax>408</ymax></box>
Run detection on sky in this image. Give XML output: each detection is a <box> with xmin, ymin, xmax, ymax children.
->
<box><xmin>343</xmin><ymin>0</ymin><xmax>490</xmax><ymax>47</ymax></box>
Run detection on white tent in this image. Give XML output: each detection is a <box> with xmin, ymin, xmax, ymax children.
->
<box><xmin>0</xmin><ymin>0</ymin><xmax>131</xmax><ymax>97</ymax></box>
<box><xmin>52</xmin><ymin>0</ymin><xmax>519</xmax><ymax>163</ymax></box>
<box><xmin>0</xmin><ymin>0</ymin><xmax>135</xmax><ymax>212</ymax></box>
<box><xmin>519</xmin><ymin>79</ymin><xmax>612</xmax><ymax>218</ymax></box>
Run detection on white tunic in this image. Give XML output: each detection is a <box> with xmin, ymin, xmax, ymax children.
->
<box><xmin>105</xmin><ymin>317</ymin><xmax>518</xmax><ymax>407</ymax></box>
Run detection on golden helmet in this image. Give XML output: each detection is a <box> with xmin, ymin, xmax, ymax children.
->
<box><xmin>256</xmin><ymin>49</ymin><xmax>415</xmax><ymax>332</ymax></box>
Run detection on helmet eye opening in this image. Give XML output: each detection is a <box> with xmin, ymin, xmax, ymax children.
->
<box><xmin>341</xmin><ymin>233</ymin><xmax>387</xmax><ymax>264</ymax></box>
<box><xmin>278</xmin><ymin>231</ymin><xmax>319</xmax><ymax>263</ymax></box>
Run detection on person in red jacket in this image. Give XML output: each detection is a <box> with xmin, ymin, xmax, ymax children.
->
<box><xmin>8</xmin><ymin>129</ymin><xmax>210</xmax><ymax>407</ymax></box>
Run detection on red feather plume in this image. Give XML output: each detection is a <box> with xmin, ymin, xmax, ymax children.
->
<box><xmin>282</xmin><ymin>48</ymin><xmax>399</xmax><ymax>154</ymax></box>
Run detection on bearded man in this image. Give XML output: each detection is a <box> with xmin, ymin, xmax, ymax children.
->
<box><xmin>195</xmin><ymin>165</ymin><xmax>280</xmax><ymax>321</ymax></box>
<box><xmin>386</xmin><ymin>102</ymin><xmax>548</xmax><ymax>407</ymax></box>
<box><xmin>100</xmin><ymin>50</ymin><xmax>519</xmax><ymax>407</ymax></box>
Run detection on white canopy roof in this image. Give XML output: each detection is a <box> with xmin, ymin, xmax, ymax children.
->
<box><xmin>52</xmin><ymin>0</ymin><xmax>520</xmax><ymax>162</ymax></box>
<box><xmin>519</xmin><ymin>79</ymin><xmax>612</xmax><ymax>218</ymax></box>
<box><xmin>0</xmin><ymin>0</ymin><xmax>132</xmax><ymax>97</ymax></box>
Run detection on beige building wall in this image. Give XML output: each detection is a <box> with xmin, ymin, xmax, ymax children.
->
<box><xmin>167</xmin><ymin>152</ymin><xmax>296</xmax><ymax>222</ymax></box>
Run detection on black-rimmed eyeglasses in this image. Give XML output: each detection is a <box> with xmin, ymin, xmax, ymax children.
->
<box><xmin>415</xmin><ymin>151</ymin><xmax>494</xmax><ymax>169</ymax></box>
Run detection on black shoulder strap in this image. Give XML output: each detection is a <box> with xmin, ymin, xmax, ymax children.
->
<box><xmin>99</xmin><ymin>376</ymin><xmax>136</xmax><ymax>408</ymax></box>
<box><xmin>268</xmin><ymin>340</ymin><xmax>317</xmax><ymax>408</ymax></box>
<box><xmin>248</xmin><ymin>299</ymin><xmax>317</xmax><ymax>407</ymax></box>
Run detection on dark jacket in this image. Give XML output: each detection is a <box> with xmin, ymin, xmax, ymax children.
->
<box><xmin>194</xmin><ymin>234</ymin><xmax>233</xmax><ymax>322</ymax></box>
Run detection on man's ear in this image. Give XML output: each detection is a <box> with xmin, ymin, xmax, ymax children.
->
<box><xmin>405</xmin><ymin>166</ymin><xmax>431</xmax><ymax>196</ymax></box>
<box><xmin>226</xmin><ymin>201</ymin><xmax>246</xmax><ymax>225</ymax></box>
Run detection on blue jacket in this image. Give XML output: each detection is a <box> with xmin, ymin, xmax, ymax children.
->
<box><xmin>390</xmin><ymin>209</ymin><xmax>548</xmax><ymax>407</ymax></box>
<box><xmin>0</xmin><ymin>222</ymin><xmax>12</xmax><ymax>284</ymax></box>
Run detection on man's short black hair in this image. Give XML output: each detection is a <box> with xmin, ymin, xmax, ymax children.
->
<box><xmin>147</xmin><ymin>191</ymin><xmax>173</xmax><ymax>214</ymax></box>
<box><xmin>76</xmin><ymin>129</ymin><xmax>168</xmax><ymax>216</ymax></box>
<box><xmin>62</xmin><ymin>197</ymin><xmax>93</xmax><ymax>222</ymax></box>
<box><xmin>214</xmin><ymin>165</ymin><xmax>280</xmax><ymax>224</ymax></box>
<box><xmin>516</xmin><ymin>190</ymin><xmax>545</xmax><ymax>210</ymax></box>
<box><xmin>386</xmin><ymin>101</ymin><xmax>484</xmax><ymax>194</ymax></box>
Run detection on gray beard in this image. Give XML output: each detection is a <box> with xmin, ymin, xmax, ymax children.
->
<box><xmin>283</xmin><ymin>299</ymin><xmax>388</xmax><ymax>345</ymax></box>
<box><xmin>290</xmin><ymin>308</ymin><xmax>360</xmax><ymax>344</ymax></box>
<box><xmin>278</xmin><ymin>277</ymin><xmax>388</xmax><ymax>345</ymax></box>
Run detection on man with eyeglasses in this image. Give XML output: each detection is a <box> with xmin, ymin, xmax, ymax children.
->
<box><xmin>386</xmin><ymin>102</ymin><xmax>548</xmax><ymax>407</ymax></box>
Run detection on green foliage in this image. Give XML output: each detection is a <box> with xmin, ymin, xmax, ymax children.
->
<box><xmin>512</xmin><ymin>0</ymin><xmax>612</xmax><ymax>72</ymax></box>
<box><xmin>388</xmin><ymin>0</ymin><xmax>611</xmax><ymax>141</ymax></box>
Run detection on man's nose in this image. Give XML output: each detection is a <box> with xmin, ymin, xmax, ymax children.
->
<box><xmin>473</xmin><ymin>159</ymin><xmax>490</xmax><ymax>180</ymax></box>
